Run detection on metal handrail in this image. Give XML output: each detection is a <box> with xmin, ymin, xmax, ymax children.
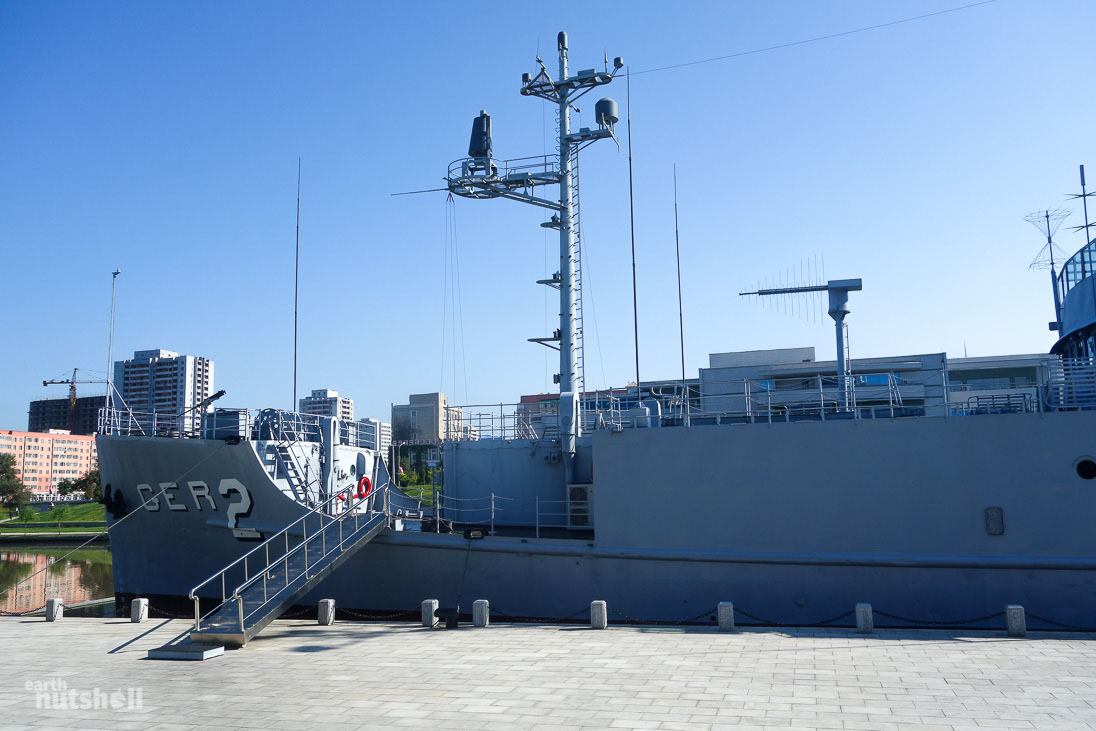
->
<box><xmin>227</xmin><ymin>485</ymin><xmax>390</xmax><ymax>630</ymax></box>
<box><xmin>189</xmin><ymin>484</ymin><xmax>368</xmax><ymax>629</ymax></box>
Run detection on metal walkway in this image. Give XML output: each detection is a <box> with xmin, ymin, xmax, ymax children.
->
<box><xmin>188</xmin><ymin>485</ymin><xmax>391</xmax><ymax>647</ymax></box>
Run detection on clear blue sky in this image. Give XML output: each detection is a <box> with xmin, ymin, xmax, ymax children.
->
<box><xmin>2</xmin><ymin>0</ymin><xmax>1094</xmax><ymax>427</ymax></box>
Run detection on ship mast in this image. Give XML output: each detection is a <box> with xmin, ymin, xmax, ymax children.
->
<box><xmin>447</xmin><ymin>31</ymin><xmax>623</xmax><ymax>482</ymax></box>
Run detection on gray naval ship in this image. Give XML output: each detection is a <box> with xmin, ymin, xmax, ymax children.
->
<box><xmin>96</xmin><ymin>33</ymin><xmax>1096</xmax><ymax>645</ymax></box>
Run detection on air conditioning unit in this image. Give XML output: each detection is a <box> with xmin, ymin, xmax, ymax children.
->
<box><xmin>568</xmin><ymin>483</ymin><xmax>593</xmax><ymax>528</ymax></box>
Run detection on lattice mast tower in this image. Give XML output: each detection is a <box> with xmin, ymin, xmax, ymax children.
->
<box><xmin>447</xmin><ymin>32</ymin><xmax>623</xmax><ymax>482</ymax></box>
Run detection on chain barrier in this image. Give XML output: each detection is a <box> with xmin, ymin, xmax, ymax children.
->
<box><xmin>873</xmin><ymin>609</ymin><xmax>1005</xmax><ymax>626</ymax></box>
<box><xmin>148</xmin><ymin>603</ymin><xmax>195</xmax><ymax>620</ymax></box>
<box><xmin>277</xmin><ymin>606</ymin><xmax>313</xmax><ymax>620</ymax></box>
<box><xmin>1025</xmin><ymin>612</ymin><xmax>1096</xmax><ymax>632</ymax></box>
<box><xmin>733</xmin><ymin>607</ymin><xmax>782</xmax><ymax>625</ymax></box>
<box><xmin>808</xmin><ymin>609</ymin><xmax>856</xmax><ymax>626</ymax></box>
<box><xmin>488</xmin><ymin>605</ymin><xmax>591</xmax><ymax>623</ymax></box>
<box><xmin>672</xmin><ymin>606</ymin><xmax>719</xmax><ymax>625</ymax></box>
<box><xmin>733</xmin><ymin>607</ymin><xmax>854</xmax><ymax>627</ymax></box>
<box><xmin>338</xmin><ymin>607</ymin><xmax>419</xmax><ymax>621</ymax></box>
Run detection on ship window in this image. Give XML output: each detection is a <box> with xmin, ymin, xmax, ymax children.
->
<box><xmin>1076</xmin><ymin>459</ymin><xmax>1096</xmax><ymax>480</ymax></box>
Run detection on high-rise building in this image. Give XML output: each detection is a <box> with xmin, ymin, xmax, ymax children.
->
<box><xmin>298</xmin><ymin>389</ymin><xmax>354</xmax><ymax>421</ymax></box>
<box><xmin>28</xmin><ymin>395</ymin><xmax>107</xmax><ymax>435</ymax></box>
<box><xmin>391</xmin><ymin>392</ymin><xmax>461</xmax><ymax>442</ymax></box>
<box><xmin>0</xmin><ymin>429</ymin><xmax>98</xmax><ymax>495</ymax></box>
<box><xmin>114</xmin><ymin>349</ymin><xmax>214</xmax><ymax>434</ymax></box>
<box><xmin>359</xmin><ymin>417</ymin><xmax>392</xmax><ymax>454</ymax></box>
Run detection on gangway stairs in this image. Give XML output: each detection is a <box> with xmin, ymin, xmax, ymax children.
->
<box><xmin>188</xmin><ymin>485</ymin><xmax>391</xmax><ymax>647</ymax></box>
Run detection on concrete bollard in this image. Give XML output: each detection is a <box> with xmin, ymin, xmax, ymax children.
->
<box><xmin>1006</xmin><ymin>605</ymin><xmax>1026</xmax><ymax>637</ymax></box>
<box><xmin>473</xmin><ymin>599</ymin><xmax>490</xmax><ymax>628</ymax></box>
<box><xmin>422</xmin><ymin>599</ymin><xmax>439</xmax><ymax>627</ymax></box>
<box><xmin>318</xmin><ymin>599</ymin><xmax>335</xmax><ymax>626</ymax></box>
<box><xmin>718</xmin><ymin>602</ymin><xmax>735</xmax><ymax>632</ymax></box>
<box><xmin>855</xmin><ymin>603</ymin><xmax>873</xmax><ymax>633</ymax></box>
<box><xmin>45</xmin><ymin>598</ymin><xmax>63</xmax><ymax>622</ymax></box>
<box><xmin>130</xmin><ymin>598</ymin><xmax>148</xmax><ymax>623</ymax></box>
<box><xmin>590</xmin><ymin>600</ymin><xmax>607</xmax><ymax>629</ymax></box>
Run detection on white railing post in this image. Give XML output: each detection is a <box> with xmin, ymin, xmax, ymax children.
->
<box><xmin>193</xmin><ymin>597</ymin><xmax>201</xmax><ymax>631</ymax></box>
<box><xmin>818</xmin><ymin>375</ymin><xmax>825</xmax><ymax>420</ymax></box>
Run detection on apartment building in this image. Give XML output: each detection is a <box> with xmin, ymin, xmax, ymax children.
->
<box><xmin>0</xmin><ymin>429</ymin><xmax>98</xmax><ymax>495</ymax></box>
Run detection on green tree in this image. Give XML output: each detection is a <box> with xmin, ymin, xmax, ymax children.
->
<box><xmin>57</xmin><ymin>469</ymin><xmax>101</xmax><ymax>500</ymax></box>
<box><xmin>0</xmin><ymin>454</ymin><xmax>31</xmax><ymax>515</ymax></box>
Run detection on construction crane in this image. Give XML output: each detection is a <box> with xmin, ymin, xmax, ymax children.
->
<box><xmin>43</xmin><ymin>368</ymin><xmax>81</xmax><ymax>408</ymax></box>
<box><xmin>42</xmin><ymin>368</ymin><xmax>108</xmax><ymax>432</ymax></box>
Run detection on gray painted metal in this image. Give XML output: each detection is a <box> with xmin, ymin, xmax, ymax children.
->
<box><xmin>98</xmin><ymin>406</ymin><xmax>1096</xmax><ymax>629</ymax></box>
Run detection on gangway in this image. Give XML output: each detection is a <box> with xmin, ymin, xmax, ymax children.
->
<box><xmin>188</xmin><ymin>484</ymin><xmax>392</xmax><ymax>647</ymax></box>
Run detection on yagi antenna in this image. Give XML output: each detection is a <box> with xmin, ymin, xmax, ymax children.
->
<box><xmin>740</xmin><ymin>277</ymin><xmax>864</xmax><ymax>412</ymax></box>
<box><xmin>740</xmin><ymin>256</ymin><xmax>828</xmax><ymax>323</ymax></box>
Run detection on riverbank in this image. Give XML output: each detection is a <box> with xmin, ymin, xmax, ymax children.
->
<box><xmin>0</xmin><ymin>533</ymin><xmax>108</xmax><ymax>544</ymax></box>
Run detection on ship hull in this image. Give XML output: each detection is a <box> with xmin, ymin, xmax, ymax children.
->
<box><xmin>98</xmin><ymin>410</ymin><xmax>1096</xmax><ymax>629</ymax></box>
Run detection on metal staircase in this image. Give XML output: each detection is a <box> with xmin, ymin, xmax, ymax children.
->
<box><xmin>273</xmin><ymin>443</ymin><xmax>307</xmax><ymax>498</ymax></box>
<box><xmin>188</xmin><ymin>485</ymin><xmax>391</xmax><ymax>647</ymax></box>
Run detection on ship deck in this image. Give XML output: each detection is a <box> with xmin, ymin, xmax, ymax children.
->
<box><xmin>3</xmin><ymin>617</ymin><xmax>1096</xmax><ymax>729</ymax></box>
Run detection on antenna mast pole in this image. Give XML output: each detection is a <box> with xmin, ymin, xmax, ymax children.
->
<box><xmin>294</xmin><ymin>159</ymin><xmax>301</xmax><ymax>411</ymax></box>
<box><xmin>556</xmin><ymin>33</ymin><xmax>581</xmax><ymax>471</ymax></box>
<box><xmin>106</xmin><ymin>269</ymin><xmax>121</xmax><ymax>428</ymax></box>
<box><xmin>626</xmin><ymin>69</ymin><xmax>641</xmax><ymax>405</ymax></box>
<box><xmin>673</xmin><ymin>164</ymin><xmax>687</xmax><ymax>426</ymax></box>
<box><xmin>446</xmin><ymin>31</ymin><xmax>622</xmax><ymax>484</ymax></box>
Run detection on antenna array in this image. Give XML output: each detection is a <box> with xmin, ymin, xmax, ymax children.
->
<box><xmin>739</xmin><ymin>255</ymin><xmax>828</xmax><ymax>323</ymax></box>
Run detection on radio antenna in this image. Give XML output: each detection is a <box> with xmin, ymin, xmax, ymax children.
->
<box><xmin>1026</xmin><ymin>207</ymin><xmax>1069</xmax><ymax>336</ymax></box>
<box><xmin>627</xmin><ymin>68</ymin><xmax>641</xmax><ymax>401</ymax></box>
<box><xmin>673</xmin><ymin>164</ymin><xmax>688</xmax><ymax>426</ymax></box>
<box><xmin>293</xmin><ymin>158</ymin><xmax>301</xmax><ymax>411</ymax></box>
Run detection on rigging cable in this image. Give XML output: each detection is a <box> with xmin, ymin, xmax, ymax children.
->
<box><xmin>630</xmin><ymin>0</ymin><xmax>999</xmax><ymax>77</ymax></box>
<box><xmin>449</xmin><ymin>196</ymin><xmax>470</xmax><ymax>403</ymax></box>
<box><xmin>573</xmin><ymin>156</ymin><xmax>608</xmax><ymax>388</ymax></box>
<box><xmin>439</xmin><ymin>195</ymin><xmax>451</xmax><ymax>392</ymax></box>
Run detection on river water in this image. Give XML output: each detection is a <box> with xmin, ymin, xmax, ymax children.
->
<box><xmin>0</xmin><ymin>544</ymin><xmax>113</xmax><ymax>616</ymax></box>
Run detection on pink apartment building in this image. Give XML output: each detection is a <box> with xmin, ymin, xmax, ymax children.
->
<box><xmin>0</xmin><ymin>429</ymin><xmax>98</xmax><ymax>495</ymax></box>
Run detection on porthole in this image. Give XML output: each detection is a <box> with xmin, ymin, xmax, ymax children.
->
<box><xmin>1076</xmin><ymin>458</ymin><xmax>1096</xmax><ymax>480</ymax></box>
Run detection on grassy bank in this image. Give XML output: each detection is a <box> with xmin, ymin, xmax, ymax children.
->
<box><xmin>399</xmin><ymin>485</ymin><xmax>437</xmax><ymax>506</ymax></box>
<box><xmin>27</xmin><ymin>503</ymin><xmax>106</xmax><ymax>523</ymax></box>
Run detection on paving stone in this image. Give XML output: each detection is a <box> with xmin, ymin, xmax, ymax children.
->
<box><xmin>4</xmin><ymin>618</ymin><xmax>1096</xmax><ymax>729</ymax></box>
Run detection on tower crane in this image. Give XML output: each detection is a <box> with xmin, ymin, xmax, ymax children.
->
<box><xmin>42</xmin><ymin>368</ymin><xmax>108</xmax><ymax>431</ymax></box>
